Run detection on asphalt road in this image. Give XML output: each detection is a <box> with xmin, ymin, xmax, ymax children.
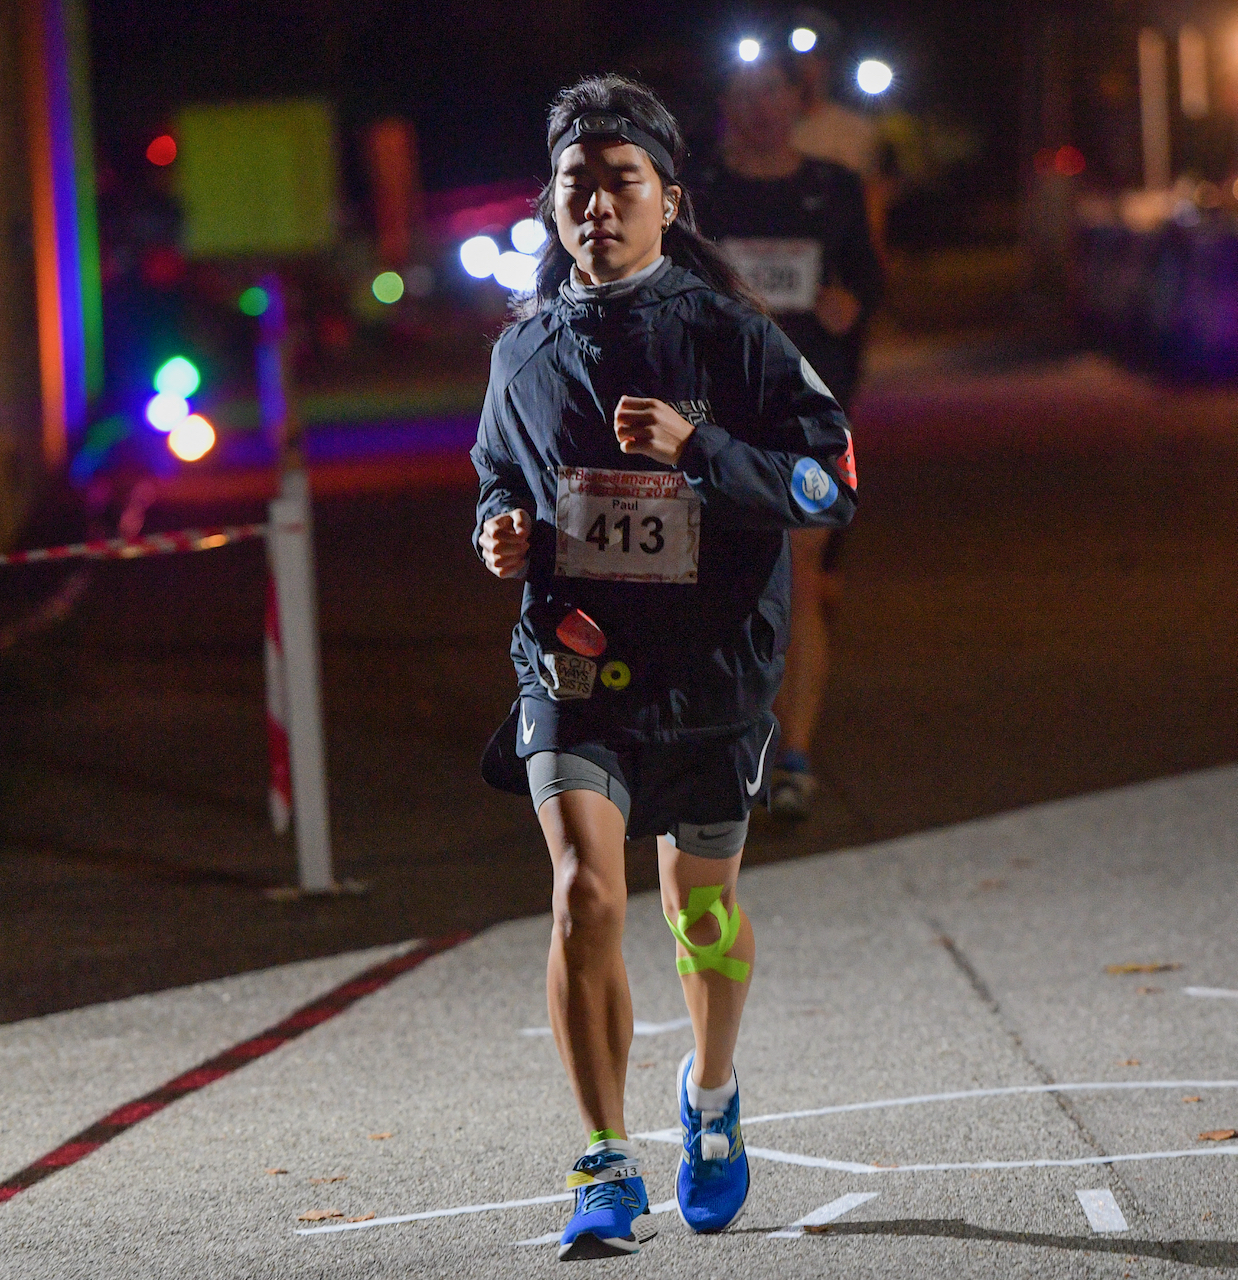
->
<box><xmin>1</xmin><ymin>765</ymin><xmax>1235</xmax><ymax>1277</ymax></box>
<box><xmin>0</xmin><ymin>338</ymin><xmax>1236</xmax><ymax>1020</ymax></box>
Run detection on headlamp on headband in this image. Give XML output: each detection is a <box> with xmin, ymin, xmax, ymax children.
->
<box><xmin>550</xmin><ymin>113</ymin><xmax>677</xmax><ymax>180</ymax></box>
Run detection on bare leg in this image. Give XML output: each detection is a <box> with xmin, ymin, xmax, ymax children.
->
<box><xmin>538</xmin><ymin>789</ymin><xmax>632</xmax><ymax>1138</ymax></box>
<box><xmin>774</xmin><ymin>527</ymin><xmax>842</xmax><ymax>756</ymax></box>
<box><xmin>657</xmin><ymin>841</ymin><xmax>754</xmax><ymax>1088</ymax></box>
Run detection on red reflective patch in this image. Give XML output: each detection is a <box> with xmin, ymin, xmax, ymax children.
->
<box><xmin>166</xmin><ymin>1067</ymin><xmax>230</xmax><ymax>1091</ymax></box>
<box><xmin>839</xmin><ymin>429</ymin><xmax>858</xmax><ymax>490</ymax></box>
<box><xmin>229</xmin><ymin>1036</ymin><xmax>286</xmax><ymax>1059</ymax></box>
<box><xmin>556</xmin><ymin>608</ymin><xmax>607</xmax><ymax>658</ymax></box>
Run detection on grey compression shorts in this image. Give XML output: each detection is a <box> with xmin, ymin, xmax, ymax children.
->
<box><xmin>526</xmin><ymin>751</ymin><xmax>749</xmax><ymax>859</ymax></box>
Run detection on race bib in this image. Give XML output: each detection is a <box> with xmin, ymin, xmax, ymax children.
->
<box><xmin>555</xmin><ymin>466</ymin><xmax>700</xmax><ymax>584</ymax></box>
<box><xmin>720</xmin><ymin>238</ymin><xmax>822</xmax><ymax>313</ymax></box>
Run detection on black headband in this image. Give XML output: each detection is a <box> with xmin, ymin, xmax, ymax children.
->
<box><xmin>550</xmin><ymin>113</ymin><xmax>677</xmax><ymax>179</ymax></box>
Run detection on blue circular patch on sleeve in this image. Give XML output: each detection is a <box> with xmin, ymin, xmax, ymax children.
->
<box><xmin>791</xmin><ymin>457</ymin><xmax>839</xmax><ymax>513</ymax></box>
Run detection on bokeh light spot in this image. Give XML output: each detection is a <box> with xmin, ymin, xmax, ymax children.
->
<box><xmin>154</xmin><ymin>355</ymin><xmax>201</xmax><ymax>397</ymax></box>
<box><xmin>238</xmin><ymin>286</ymin><xmax>270</xmax><ymax>316</ymax></box>
<box><xmin>168</xmin><ymin>415</ymin><xmax>216</xmax><ymax>462</ymax></box>
<box><xmin>738</xmin><ymin>38</ymin><xmax>761</xmax><ymax>62</ymax></box>
<box><xmin>493</xmin><ymin>251</ymin><xmax>538</xmax><ymax>293</ymax></box>
<box><xmin>146</xmin><ymin>393</ymin><xmax>190</xmax><ymax>432</ymax></box>
<box><xmin>146</xmin><ymin>135</ymin><xmax>177</xmax><ymax>166</ymax></box>
<box><xmin>790</xmin><ymin>27</ymin><xmax>818</xmax><ymax>53</ymax></box>
<box><xmin>460</xmin><ymin>235</ymin><xmax>500</xmax><ymax>279</ymax></box>
<box><xmin>511</xmin><ymin>218</ymin><xmax>548</xmax><ymax>255</ymax></box>
<box><xmin>372</xmin><ymin>271</ymin><xmax>405</xmax><ymax>304</ymax></box>
<box><xmin>857</xmin><ymin>59</ymin><xmax>893</xmax><ymax>94</ymax></box>
<box><xmin>1053</xmin><ymin>145</ymin><xmax>1086</xmax><ymax>177</ymax></box>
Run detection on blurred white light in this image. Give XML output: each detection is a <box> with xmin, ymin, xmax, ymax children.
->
<box><xmin>790</xmin><ymin>27</ymin><xmax>818</xmax><ymax>53</ymax></box>
<box><xmin>460</xmin><ymin>235</ymin><xmax>500</xmax><ymax>279</ymax></box>
<box><xmin>857</xmin><ymin>59</ymin><xmax>893</xmax><ymax>94</ymax></box>
<box><xmin>738</xmin><ymin>38</ymin><xmax>760</xmax><ymax>62</ymax></box>
<box><xmin>146</xmin><ymin>392</ymin><xmax>190</xmax><ymax>432</ymax></box>
<box><xmin>493</xmin><ymin>251</ymin><xmax>538</xmax><ymax>293</ymax></box>
<box><xmin>167</xmin><ymin>414</ymin><xmax>216</xmax><ymax>462</ymax></box>
<box><xmin>510</xmin><ymin>218</ymin><xmax>548</xmax><ymax>255</ymax></box>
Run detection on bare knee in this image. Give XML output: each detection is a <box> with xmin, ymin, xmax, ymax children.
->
<box><xmin>553</xmin><ymin>847</ymin><xmax>625</xmax><ymax>951</ymax></box>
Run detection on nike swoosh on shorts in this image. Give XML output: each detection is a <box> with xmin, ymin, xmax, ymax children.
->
<box><xmin>521</xmin><ymin>702</ymin><xmax>536</xmax><ymax>745</ymax></box>
<box><xmin>746</xmin><ymin>723</ymin><xmax>776</xmax><ymax>796</ymax></box>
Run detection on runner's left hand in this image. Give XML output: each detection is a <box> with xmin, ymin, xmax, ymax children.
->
<box><xmin>614</xmin><ymin>396</ymin><xmax>696</xmax><ymax>465</ymax></box>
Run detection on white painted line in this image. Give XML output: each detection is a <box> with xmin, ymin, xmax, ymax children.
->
<box><xmin>729</xmin><ymin>1079</ymin><xmax>1238</xmax><ymax>1128</ymax></box>
<box><xmin>769</xmin><ymin>1191</ymin><xmax>879</xmax><ymax>1238</ymax></box>
<box><xmin>1184</xmin><ymin>987</ymin><xmax>1238</xmax><ymax>1000</ymax></box>
<box><xmin>744</xmin><ymin>1144</ymin><xmax>882</xmax><ymax>1174</ymax></box>
<box><xmin>1076</xmin><ymin>1189</ymin><xmax>1129</xmax><ymax>1232</ymax></box>
<box><xmin>512</xmin><ymin>1198</ymin><xmax>677</xmax><ymax>1247</ymax></box>
<box><xmin>296</xmin><ymin>1191</ymin><xmax>574</xmax><ymax>1236</ymax></box>
<box><xmin>521</xmin><ymin>1017</ymin><xmax>693</xmax><ymax>1038</ymax></box>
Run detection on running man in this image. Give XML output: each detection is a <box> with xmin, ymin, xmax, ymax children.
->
<box><xmin>694</xmin><ymin>39</ymin><xmax>882</xmax><ymax>819</ymax></box>
<box><xmin>472</xmin><ymin>75</ymin><xmax>856</xmax><ymax>1260</ymax></box>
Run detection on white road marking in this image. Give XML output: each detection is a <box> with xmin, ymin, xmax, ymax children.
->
<box><xmin>522</xmin><ymin>1016</ymin><xmax>693</xmax><ymax>1038</ymax></box>
<box><xmin>729</xmin><ymin>1079</ymin><xmax>1238</xmax><ymax>1128</ymax></box>
<box><xmin>635</xmin><ymin>1133</ymin><xmax>1238</xmax><ymax>1175</ymax></box>
<box><xmin>512</xmin><ymin>1198</ymin><xmax>677</xmax><ymax>1247</ymax></box>
<box><xmin>1076</xmin><ymin>1189</ymin><xmax>1129</xmax><ymax>1232</ymax></box>
<box><xmin>1184</xmin><ymin>986</ymin><xmax>1238</xmax><ymax>1000</ymax></box>
<box><xmin>768</xmin><ymin>1191</ymin><xmax>879</xmax><ymax>1238</ymax></box>
<box><xmin>297</xmin><ymin>1191</ymin><xmax>574</xmax><ymax>1235</ymax></box>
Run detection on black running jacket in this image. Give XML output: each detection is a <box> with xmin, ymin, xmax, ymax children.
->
<box><xmin>471</xmin><ymin>261</ymin><xmax>856</xmax><ymax>748</ymax></box>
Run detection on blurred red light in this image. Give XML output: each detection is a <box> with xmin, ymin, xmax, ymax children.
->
<box><xmin>1053</xmin><ymin>145</ymin><xmax>1086</xmax><ymax>177</ymax></box>
<box><xmin>146</xmin><ymin>135</ymin><xmax>177</xmax><ymax>166</ymax></box>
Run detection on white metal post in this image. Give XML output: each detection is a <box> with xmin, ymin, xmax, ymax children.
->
<box><xmin>267</xmin><ymin>468</ymin><xmax>334</xmax><ymax>892</ymax></box>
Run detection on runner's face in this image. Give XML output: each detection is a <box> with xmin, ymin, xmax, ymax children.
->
<box><xmin>554</xmin><ymin>140</ymin><xmax>678</xmax><ymax>284</ymax></box>
<box><xmin>725</xmin><ymin>65</ymin><xmax>799</xmax><ymax>151</ymax></box>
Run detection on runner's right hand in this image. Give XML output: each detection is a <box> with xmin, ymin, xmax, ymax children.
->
<box><xmin>480</xmin><ymin>509</ymin><xmax>532</xmax><ymax>578</ymax></box>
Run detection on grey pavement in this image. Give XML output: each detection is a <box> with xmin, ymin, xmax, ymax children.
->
<box><xmin>2</xmin><ymin>765</ymin><xmax>1237</xmax><ymax>1277</ymax></box>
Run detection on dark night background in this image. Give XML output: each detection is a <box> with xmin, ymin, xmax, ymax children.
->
<box><xmin>87</xmin><ymin>0</ymin><xmax>1025</xmax><ymax>194</ymax></box>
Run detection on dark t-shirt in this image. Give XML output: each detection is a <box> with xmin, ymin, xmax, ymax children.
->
<box><xmin>691</xmin><ymin>157</ymin><xmax>883</xmax><ymax>410</ymax></box>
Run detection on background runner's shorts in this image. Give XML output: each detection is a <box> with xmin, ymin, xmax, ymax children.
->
<box><xmin>522</xmin><ymin>713</ymin><xmax>779</xmax><ymax>845</ymax></box>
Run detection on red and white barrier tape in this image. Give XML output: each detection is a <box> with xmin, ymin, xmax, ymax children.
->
<box><xmin>0</xmin><ymin>524</ymin><xmax>266</xmax><ymax>566</ymax></box>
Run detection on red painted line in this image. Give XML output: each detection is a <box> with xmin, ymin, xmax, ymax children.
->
<box><xmin>0</xmin><ymin>932</ymin><xmax>469</xmax><ymax>1203</ymax></box>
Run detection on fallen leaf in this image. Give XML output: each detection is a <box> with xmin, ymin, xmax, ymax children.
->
<box><xmin>266</xmin><ymin>1168</ymin><xmax>288</xmax><ymax>1175</ymax></box>
<box><xmin>1135</xmin><ymin>986</ymin><xmax>1163</xmax><ymax>995</ymax></box>
<box><xmin>1202</xmin><ymin>1211</ymin><xmax>1213</xmax><ymax>1221</ymax></box>
<box><xmin>1119</xmin><ymin>1058</ymin><xmax>1141</xmax><ymax>1066</ymax></box>
<box><xmin>368</xmin><ymin>1132</ymin><xmax>393</xmax><ymax>1141</ymax></box>
<box><xmin>346</xmin><ymin>1213</ymin><xmax>376</xmax><ymax>1223</ymax></box>
<box><xmin>1198</xmin><ymin>1129</ymin><xmax>1238</xmax><ymax>1142</ymax></box>
<box><xmin>309</xmin><ymin>1175</ymin><xmax>348</xmax><ymax>1184</ymax></box>
<box><xmin>1105</xmin><ymin>962</ymin><xmax>1181</xmax><ymax>975</ymax></box>
<box><xmin>297</xmin><ymin>1209</ymin><xmax>344</xmax><ymax>1221</ymax></box>
<box><xmin>1183</xmin><ymin>1096</ymin><xmax>1202</xmax><ymax>1103</ymax></box>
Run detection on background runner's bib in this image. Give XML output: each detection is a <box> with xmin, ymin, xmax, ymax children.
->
<box><xmin>555</xmin><ymin>466</ymin><xmax>700</xmax><ymax>583</ymax></box>
<box><xmin>719</xmin><ymin>237</ymin><xmax>822</xmax><ymax>313</ymax></box>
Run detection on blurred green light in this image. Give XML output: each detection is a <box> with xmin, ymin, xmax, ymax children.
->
<box><xmin>372</xmin><ymin>271</ymin><xmax>405</xmax><ymax>304</ymax></box>
<box><xmin>154</xmin><ymin>355</ymin><xmax>201</xmax><ymax>397</ymax></box>
<box><xmin>238</xmin><ymin>286</ymin><xmax>270</xmax><ymax>317</ymax></box>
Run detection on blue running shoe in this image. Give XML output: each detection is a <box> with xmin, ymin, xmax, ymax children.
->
<box><xmin>675</xmin><ymin>1051</ymin><xmax>749</xmax><ymax>1233</ymax></box>
<box><xmin>558</xmin><ymin>1140</ymin><xmax>649</xmax><ymax>1261</ymax></box>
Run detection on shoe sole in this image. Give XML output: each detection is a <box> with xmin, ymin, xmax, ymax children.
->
<box><xmin>557</xmin><ymin>1231</ymin><xmax>639</xmax><ymax>1261</ymax></box>
<box><xmin>674</xmin><ymin>1052</ymin><xmax>750</xmax><ymax>1234</ymax></box>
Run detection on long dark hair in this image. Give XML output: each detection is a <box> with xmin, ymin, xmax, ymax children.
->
<box><xmin>513</xmin><ymin>74</ymin><xmax>761</xmax><ymax>318</ymax></box>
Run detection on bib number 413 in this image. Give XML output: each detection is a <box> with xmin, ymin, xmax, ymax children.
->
<box><xmin>585</xmin><ymin>513</ymin><xmax>664</xmax><ymax>556</ymax></box>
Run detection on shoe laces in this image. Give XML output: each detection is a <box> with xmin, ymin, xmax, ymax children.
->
<box><xmin>571</xmin><ymin>1151</ymin><xmax>641</xmax><ymax>1215</ymax></box>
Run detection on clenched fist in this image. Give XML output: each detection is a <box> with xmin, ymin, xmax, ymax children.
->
<box><xmin>480</xmin><ymin>509</ymin><xmax>532</xmax><ymax>579</ymax></box>
<box><xmin>613</xmin><ymin>396</ymin><xmax>697</xmax><ymax>465</ymax></box>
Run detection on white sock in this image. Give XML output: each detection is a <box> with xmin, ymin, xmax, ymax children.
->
<box><xmin>687</xmin><ymin>1068</ymin><xmax>737</xmax><ymax>1112</ymax></box>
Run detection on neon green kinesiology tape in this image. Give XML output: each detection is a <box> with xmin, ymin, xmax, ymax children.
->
<box><xmin>664</xmin><ymin>885</ymin><xmax>751</xmax><ymax>982</ymax></box>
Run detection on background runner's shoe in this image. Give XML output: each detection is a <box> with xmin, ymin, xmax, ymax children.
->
<box><xmin>558</xmin><ymin>1140</ymin><xmax>649</xmax><ymax>1261</ymax></box>
<box><xmin>675</xmin><ymin>1051</ymin><xmax>749</xmax><ymax>1233</ymax></box>
<box><xmin>770</xmin><ymin>767</ymin><xmax>820</xmax><ymax>820</ymax></box>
